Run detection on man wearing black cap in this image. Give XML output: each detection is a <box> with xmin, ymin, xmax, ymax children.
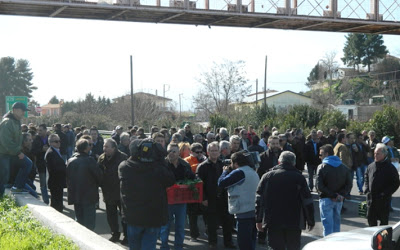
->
<box><xmin>0</xmin><ymin>102</ymin><xmax>30</xmax><ymax>197</ymax></box>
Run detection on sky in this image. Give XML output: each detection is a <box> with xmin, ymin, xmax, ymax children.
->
<box><xmin>1</xmin><ymin>14</ymin><xmax>400</xmax><ymax>111</ymax></box>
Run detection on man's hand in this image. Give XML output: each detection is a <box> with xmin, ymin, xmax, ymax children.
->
<box><xmin>256</xmin><ymin>223</ymin><xmax>264</xmax><ymax>232</ymax></box>
<box><xmin>18</xmin><ymin>152</ymin><xmax>25</xmax><ymax>160</ymax></box>
<box><xmin>202</xmin><ymin>200</ymin><xmax>208</xmax><ymax>207</ymax></box>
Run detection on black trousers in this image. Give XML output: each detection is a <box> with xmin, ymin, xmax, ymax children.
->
<box><xmin>187</xmin><ymin>203</ymin><xmax>207</xmax><ymax>238</ymax></box>
<box><xmin>205</xmin><ymin>200</ymin><xmax>233</xmax><ymax>245</ymax></box>
<box><xmin>50</xmin><ymin>186</ymin><xmax>64</xmax><ymax>212</ymax></box>
<box><xmin>106</xmin><ymin>200</ymin><xmax>127</xmax><ymax>235</ymax></box>
<box><xmin>268</xmin><ymin>228</ymin><xmax>301</xmax><ymax>250</ymax></box>
<box><xmin>367</xmin><ymin>198</ymin><xmax>390</xmax><ymax>226</ymax></box>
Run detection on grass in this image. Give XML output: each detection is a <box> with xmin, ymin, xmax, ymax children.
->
<box><xmin>0</xmin><ymin>195</ymin><xmax>79</xmax><ymax>250</ymax></box>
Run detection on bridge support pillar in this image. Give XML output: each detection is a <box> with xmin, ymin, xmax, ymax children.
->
<box><xmin>370</xmin><ymin>0</ymin><xmax>379</xmax><ymax>21</ymax></box>
<box><xmin>330</xmin><ymin>0</ymin><xmax>338</xmax><ymax>18</ymax></box>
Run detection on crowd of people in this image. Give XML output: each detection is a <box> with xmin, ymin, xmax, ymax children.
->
<box><xmin>0</xmin><ymin>101</ymin><xmax>400</xmax><ymax>250</ymax></box>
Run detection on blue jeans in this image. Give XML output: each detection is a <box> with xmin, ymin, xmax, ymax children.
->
<box><xmin>319</xmin><ymin>198</ymin><xmax>343</xmax><ymax>236</ymax></box>
<box><xmin>74</xmin><ymin>203</ymin><xmax>96</xmax><ymax>231</ymax></box>
<box><xmin>0</xmin><ymin>154</ymin><xmax>12</xmax><ymax>197</ymax></box>
<box><xmin>39</xmin><ymin>172</ymin><xmax>49</xmax><ymax>204</ymax></box>
<box><xmin>356</xmin><ymin>165</ymin><xmax>367</xmax><ymax>193</ymax></box>
<box><xmin>237</xmin><ymin>217</ymin><xmax>257</xmax><ymax>250</ymax></box>
<box><xmin>14</xmin><ymin>156</ymin><xmax>32</xmax><ymax>189</ymax></box>
<box><xmin>127</xmin><ymin>225</ymin><xmax>159</xmax><ymax>250</ymax></box>
<box><xmin>160</xmin><ymin>203</ymin><xmax>187</xmax><ymax>250</ymax></box>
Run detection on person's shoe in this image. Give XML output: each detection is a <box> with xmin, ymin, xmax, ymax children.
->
<box><xmin>11</xmin><ymin>187</ymin><xmax>29</xmax><ymax>194</ymax></box>
<box><xmin>224</xmin><ymin>242</ymin><xmax>236</xmax><ymax>249</ymax></box>
<box><xmin>359</xmin><ymin>191</ymin><xmax>364</xmax><ymax>195</ymax></box>
<box><xmin>121</xmin><ymin>236</ymin><xmax>128</xmax><ymax>246</ymax></box>
<box><xmin>204</xmin><ymin>232</ymin><xmax>208</xmax><ymax>239</ymax></box>
<box><xmin>390</xmin><ymin>207</ymin><xmax>394</xmax><ymax>212</ymax></box>
<box><xmin>258</xmin><ymin>238</ymin><xmax>266</xmax><ymax>245</ymax></box>
<box><xmin>190</xmin><ymin>237</ymin><xmax>198</xmax><ymax>242</ymax></box>
<box><xmin>109</xmin><ymin>232</ymin><xmax>120</xmax><ymax>242</ymax></box>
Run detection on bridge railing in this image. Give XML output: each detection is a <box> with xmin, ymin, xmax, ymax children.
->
<box><xmin>46</xmin><ymin>0</ymin><xmax>400</xmax><ymax>22</ymax></box>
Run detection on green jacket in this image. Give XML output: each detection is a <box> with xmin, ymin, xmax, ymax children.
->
<box><xmin>0</xmin><ymin>112</ymin><xmax>22</xmax><ymax>156</ymax></box>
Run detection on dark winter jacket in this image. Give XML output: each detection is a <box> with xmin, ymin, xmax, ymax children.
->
<box><xmin>55</xmin><ymin>130</ymin><xmax>68</xmax><ymax>155</ymax></box>
<box><xmin>119</xmin><ymin>158</ymin><xmax>175</xmax><ymax>227</ymax></box>
<box><xmin>292</xmin><ymin>137</ymin><xmax>305</xmax><ymax>171</ymax></box>
<box><xmin>316</xmin><ymin>156</ymin><xmax>352</xmax><ymax>199</ymax></box>
<box><xmin>196</xmin><ymin>158</ymin><xmax>225</xmax><ymax>212</ymax></box>
<box><xmin>66</xmin><ymin>152</ymin><xmax>103</xmax><ymax>205</ymax></box>
<box><xmin>91</xmin><ymin>140</ymin><xmax>104</xmax><ymax>159</ymax></box>
<box><xmin>352</xmin><ymin>143</ymin><xmax>369</xmax><ymax>168</ymax></box>
<box><xmin>0</xmin><ymin>112</ymin><xmax>22</xmax><ymax>156</ymax></box>
<box><xmin>255</xmin><ymin>163</ymin><xmax>315</xmax><ymax>230</ymax></box>
<box><xmin>365</xmin><ymin>158</ymin><xmax>400</xmax><ymax>201</ymax></box>
<box><xmin>257</xmin><ymin>149</ymin><xmax>282</xmax><ymax>178</ymax></box>
<box><xmin>45</xmin><ymin>146</ymin><xmax>67</xmax><ymax>190</ymax></box>
<box><xmin>32</xmin><ymin>135</ymin><xmax>49</xmax><ymax>173</ymax></box>
<box><xmin>98</xmin><ymin>150</ymin><xmax>128</xmax><ymax>202</ymax></box>
<box><xmin>166</xmin><ymin>158</ymin><xmax>195</xmax><ymax>181</ymax></box>
<box><xmin>304</xmin><ymin>139</ymin><xmax>321</xmax><ymax>166</ymax></box>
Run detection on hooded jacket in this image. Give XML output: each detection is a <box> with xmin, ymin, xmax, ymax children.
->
<box><xmin>119</xmin><ymin>158</ymin><xmax>175</xmax><ymax>227</ymax></box>
<box><xmin>0</xmin><ymin>112</ymin><xmax>22</xmax><ymax>156</ymax></box>
<box><xmin>316</xmin><ymin>156</ymin><xmax>352</xmax><ymax>199</ymax></box>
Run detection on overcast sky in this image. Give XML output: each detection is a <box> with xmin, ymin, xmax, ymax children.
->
<box><xmin>1</xmin><ymin>15</ymin><xmax>399</xmax><ymax>111</ymax></box>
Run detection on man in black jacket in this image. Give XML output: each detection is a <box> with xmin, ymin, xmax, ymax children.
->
<box><xmin>45</xmin><ymin>134</ymin><xmax>67</xmax><ymax>212</ymax></box>
<box><xmin>54</xmin><ymin>123</ymin><xmax>68</xmax><ymax>161</ymax></box>
<box><xmin>316</xmin><ymin>144</ymin><xmax>352</xmax><ymax>236</ymax></box>
<box><xmin>119</xmin><ymin>139</ymin><xmax>175</xmax><ymax>250</ymax></box>
<box><xmin>98</xmin><ymin>138</ymin><xmax>128</xmax><ymax>243</ymax></box>
<box><xmin>196</xmin><ymin>141</ymin><xmax>235</xmax><ymax>249</ymax></box>
<box><xmin>365</xmin><ymin>143</ymin><xmax>400</xmax><ymax>226</ymax></box>
<box><xmin>67</xmin><ymin>138</ymin><xmax>103</xmax><ymax>231</ymax></box>
<box><xmin>256</xmin><ymin>151</ymin><xmax>315</xmax><ymax>249</ymax></box>
<box><xmin>257</xmin><ymin>136</ymin><xmax>282</xmax><ymax>179</ymax></box>
<box><xmin>31</xmin><ymin>124</ymin><xmax>50</xmax><ymax>204</ymax></box>
<box><xmin>304</xmin><ymin>130</ymin><xmax>321</xmax><ymax>191</ymax></box>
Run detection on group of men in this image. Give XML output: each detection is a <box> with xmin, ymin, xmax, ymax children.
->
<box><xmin>1</xmin><ymin>103</ymin><xmax>399</xmax><ymax>250</ymax></box>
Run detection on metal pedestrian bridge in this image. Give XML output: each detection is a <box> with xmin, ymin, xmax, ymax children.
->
<box><xmin>1</xmin><ymin>0</ymin><xmax>400</xmax><ymax>35</ymax></box>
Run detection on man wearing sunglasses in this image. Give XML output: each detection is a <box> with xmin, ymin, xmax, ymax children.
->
<box><xmin>45</xmin><ymin>134</ymin><xmax>67</xmax><ymax>212</ymax></box>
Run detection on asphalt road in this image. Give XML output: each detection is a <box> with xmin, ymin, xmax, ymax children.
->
<box><xmin>33</xmin><ymin>170</ymin><xmax>400</xmax><ymax>249</ymax></box>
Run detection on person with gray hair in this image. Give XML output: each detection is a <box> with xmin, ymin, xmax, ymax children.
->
<box><xmin>364</xmin><ymin>143</ymin><xmax>400</xmax><ymax>226</ymax></box>
<box><xmin>118</xmin><ymin>132</ymin><xmax>131</xmax><ymax>157</ymax></box>
<box><xmin>230</xmin><ymin>135</ymin><xmax>241</xmax><ymax>154</ymax></box>
<box><xmin>219</xmin><ymin>141</ymin><xmax>231</xmax><ymax>160</ymax></box>
<box><xmin>219</xmin><ymin>127</ymin><xmax>229</xmax><ymax>141</ymax></box>
<box><xmin>256</xmin><ymin>151</ymin><xmax>315</xmax><ymax>250</ymax></box>
<box><xmin>197</xmin><ymin>141</ymin><xmax>235</xmax><ymax>248</ymax></box>
<box><xmin>98</xmin><ymin>138</ymin><xmax>128</xmax><ymax>243</ymax></box>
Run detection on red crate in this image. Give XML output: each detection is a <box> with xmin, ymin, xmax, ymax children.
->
<box><xmin>167</xmin><ymin>182</ymin><xmax>203</xmax><ymax>204</ymax></box>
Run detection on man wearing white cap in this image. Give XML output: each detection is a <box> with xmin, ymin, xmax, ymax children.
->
<box><xmin>382</xmin><ymin>136</ymin><xmax>400</xmax><ymax>169</ymax></box>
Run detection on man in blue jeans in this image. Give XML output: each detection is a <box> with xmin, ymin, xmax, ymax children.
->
<box><xmin>120</xmin><ymin>139</ymin><xmax>175</xmax><ymax>250</ymax></box>
<box><xmin>160</xmin><ymin>143</ymin><xmax>195</xmax><ymax>250</ymax></box>
<box><xmin>0</xmin><ymin>102</ymin><xmax>29</xmax><ymax>197</ymax></box>
<box><xmin>316</xmin><ymin>144</ymin><xmax>352</xmax><ymax>236</ymax></box>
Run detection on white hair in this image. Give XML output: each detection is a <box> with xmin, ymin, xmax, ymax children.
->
<box><xmin>375</xmin><ymin>143</ymin><xmax>388</xmax><ymax>156</ymax></box>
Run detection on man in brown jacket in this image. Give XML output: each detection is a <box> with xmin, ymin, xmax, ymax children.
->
<box><xmin>334</xmin><ymin>133</ymin><xmax>353</xmax><ymax>169</ymax></box>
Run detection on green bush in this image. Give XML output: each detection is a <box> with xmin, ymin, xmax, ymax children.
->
<box><xmin>369</xmin><ymin>105</ymin><xmax>400</xmax><ymax>145</ymax></box>
<box><xmin>0</xmin><ymin>195</ymin><xmax>78</xmax><ymax>250</ymax></box>
<box><xmin>318</xmin><ymin>110</ymin><xmax>348</xmax><ymax>133</ymax></box>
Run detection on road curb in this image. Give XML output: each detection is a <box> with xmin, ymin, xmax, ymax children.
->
<box><xmin>6</xmin><ymin>189</ymin><xmax>124</xmax><ymax>250</ymax></box>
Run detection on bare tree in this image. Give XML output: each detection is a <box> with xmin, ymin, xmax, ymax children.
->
<box><xmin>193</xmin><ymin>60</ymin><xmax>251</xmax><ymax>115</ymax></box>
<box><xmin>320</xmin><ymin>51</ymin><xmax>339</xmax><ymax>104</ymax></box>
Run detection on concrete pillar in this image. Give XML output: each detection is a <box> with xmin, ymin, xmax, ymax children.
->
<box><xmin>331</xmin><ymin>0</ymin><xmax>338</xmax><ymax>18</ymax></box>
<box><xmin>205</xmin><ymin>0</ymin><xmax>209</xmax><ymax>10</ymax></box>
<box><xmin>370</xmin><ymin>0</ymin><xmax>379</xmax><ymax>21</ymax></box>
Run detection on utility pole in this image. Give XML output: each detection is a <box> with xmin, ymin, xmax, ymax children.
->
<box><xmin>163</xmin><ymin>84</ymin><xmax>170</xmax><ymax>108</ymax></box>
<box><xmin>256</xmin><ymin>79</ymin><xmax>258</xmax><ymax>106</ymax></box>
<box><xmin>264</xmin><ymin>55</ymin><xmax>267</xmax><ymax>109</ymax></box>
<box><xmin>130</xmin><ymin>55</ymin><xmax>134</xmax><ymax>125</ymax></box>
<box><xmin>179</xmin><ymin>93</ymin><xmax>183</xmax><ymax>117</ymax></box>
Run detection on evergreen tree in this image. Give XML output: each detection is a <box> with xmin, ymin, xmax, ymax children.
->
<box><xmin>363</xmin><ymin>34</ymin><xmax>388</xmax><ymax>72</ymax></box>
<box><xmin>0</xmin><ymin>57</ymin><xmax>37</xmax><ymax>115</ymax></box>
<box><xmin>49</xmin><ymin>95</ymin><xmax>60</xmax><ymax>104</ymax></box>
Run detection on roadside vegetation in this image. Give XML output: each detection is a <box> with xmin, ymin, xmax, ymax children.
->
<box><xmin>0</xmin><ymin>195</ymin><xmax>78</xmax><ymax>250</ymax></box>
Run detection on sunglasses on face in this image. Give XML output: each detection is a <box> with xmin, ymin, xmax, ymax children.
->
<box><xmin>195</xmin><ymin>151</ymin><xmax>202</xmax><ymax>154</ymax></box>
<box><xmin>52</xmin><ymin>140</ymin><xmax>60</xmax><ymax>143</ymax></box>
